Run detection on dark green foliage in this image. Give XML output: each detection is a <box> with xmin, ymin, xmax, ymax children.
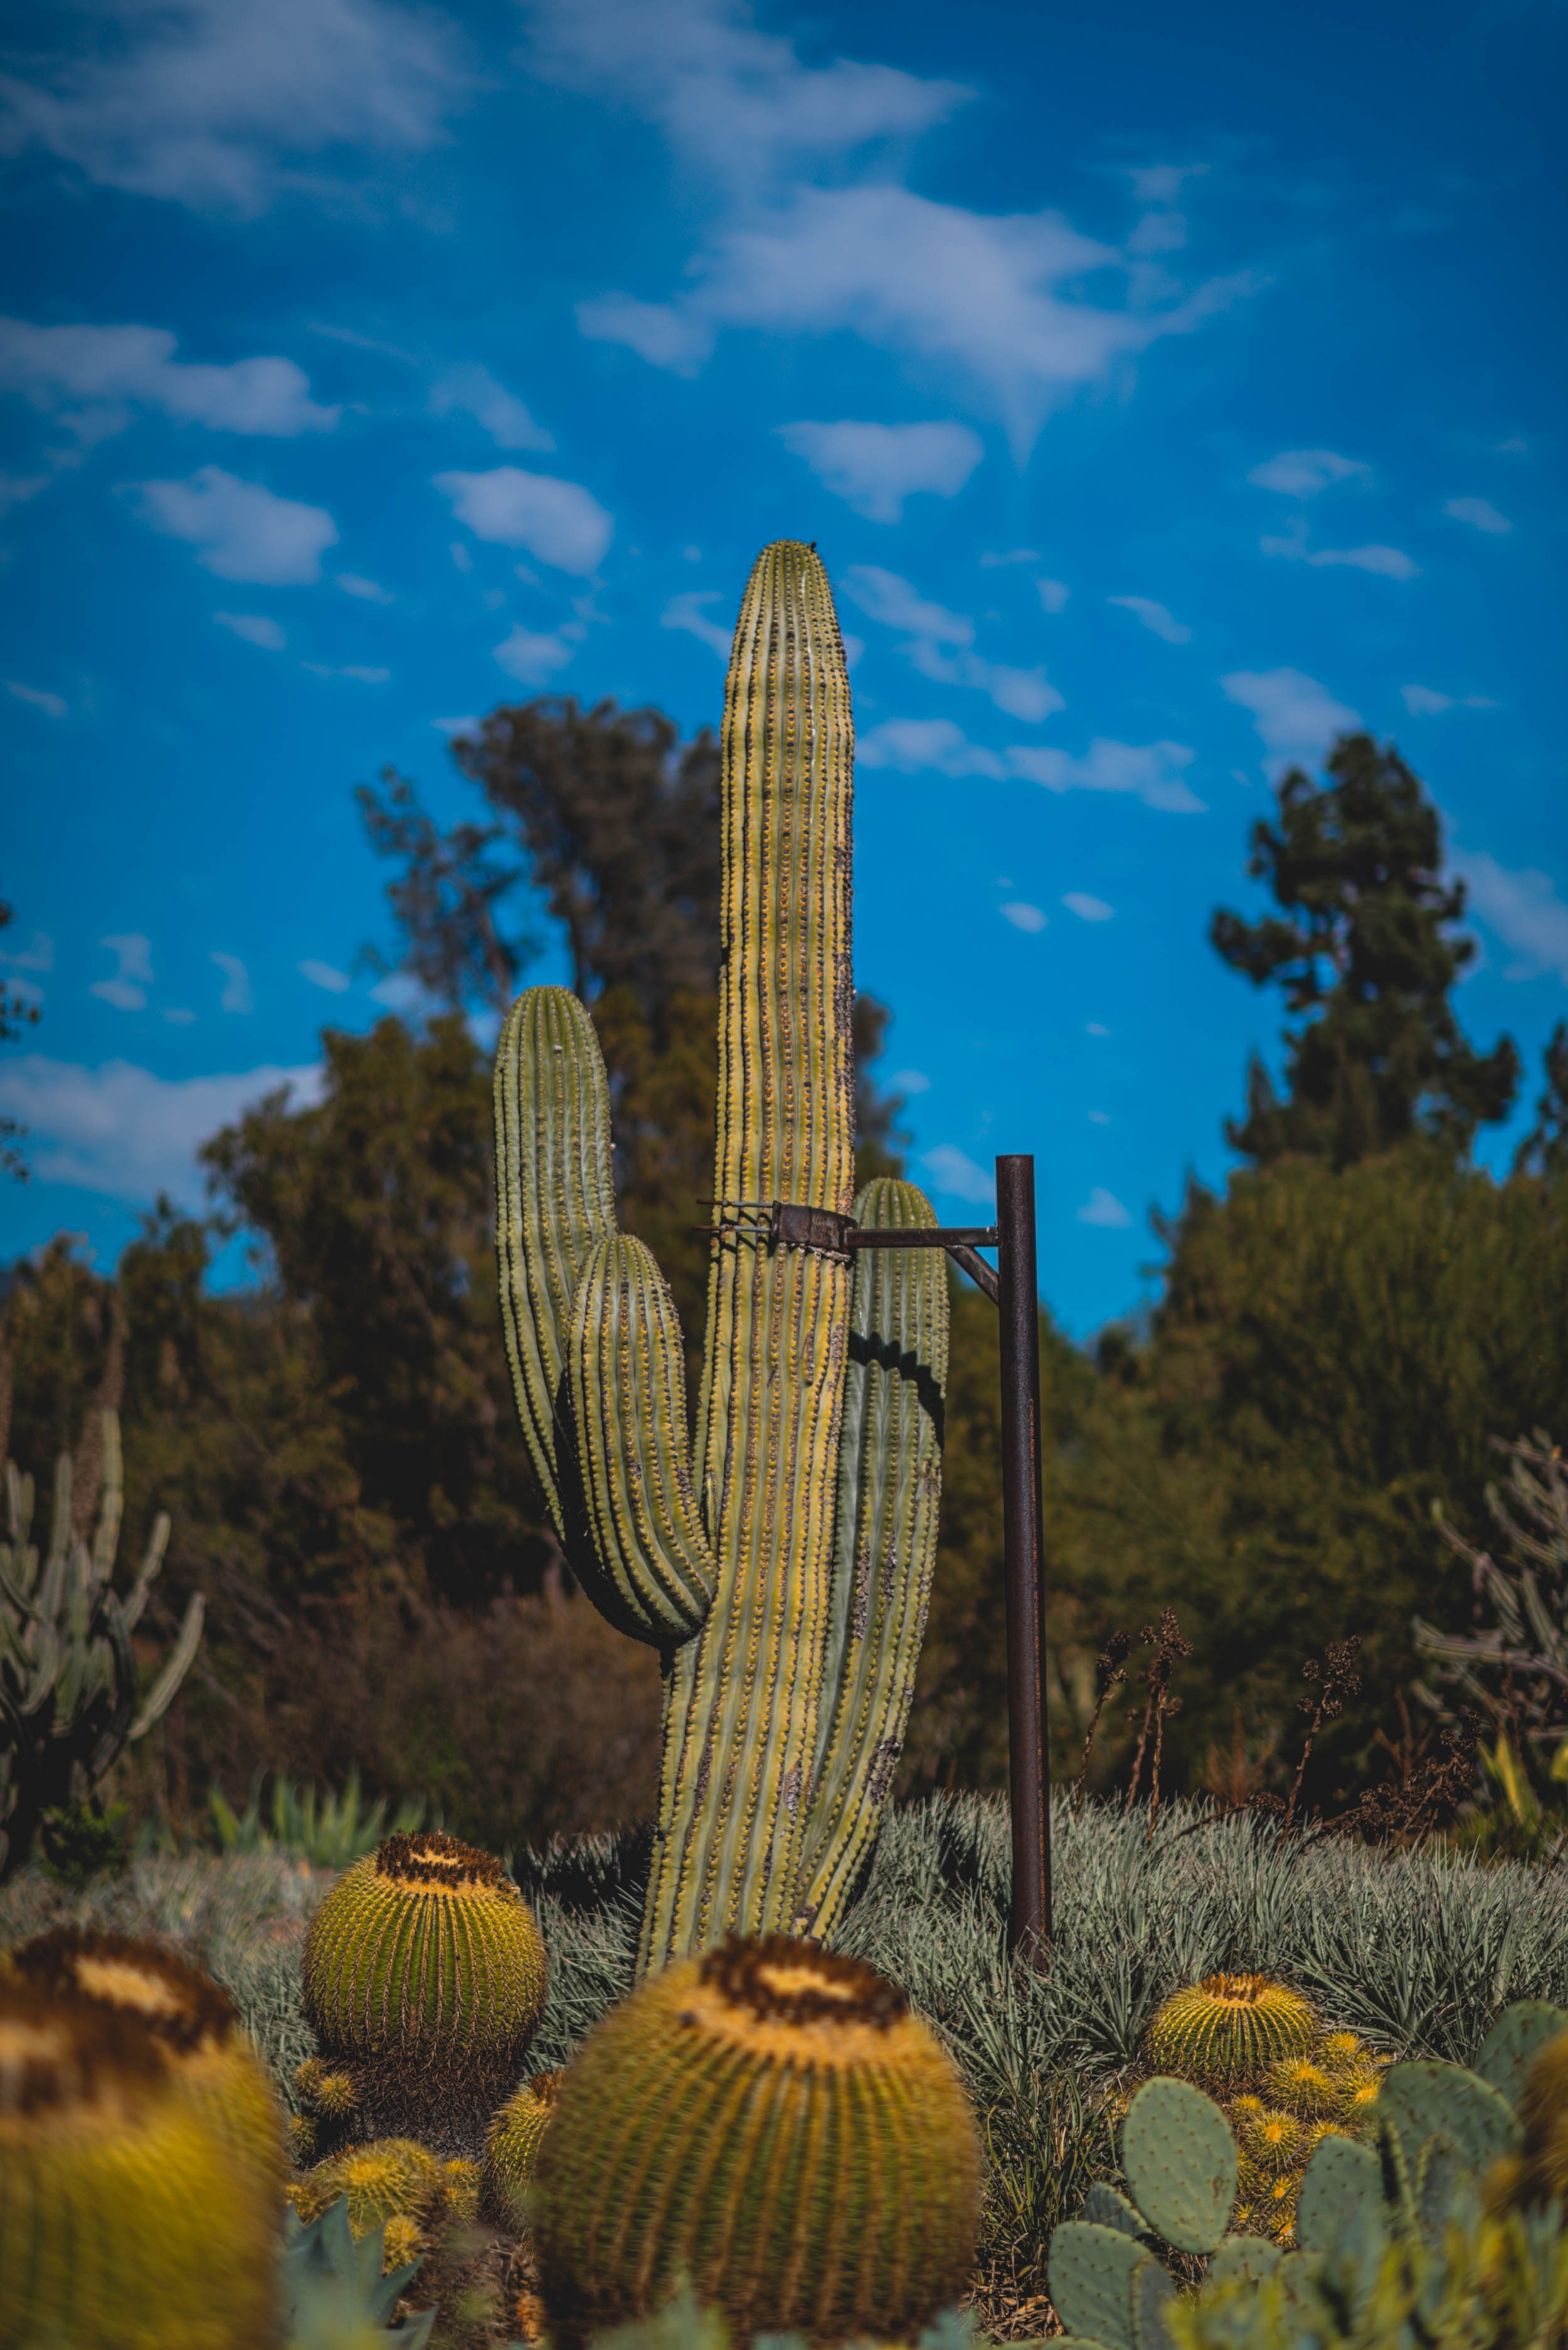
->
<box><xmin>1210</xmin><ymin>733</ymin><xmax>1518</xmax><ymax>1166</ymax></box>
<box><xmin>0</xmin><ymin>895</ymin><xmax>41</xmax><ymax>1182</ymax></box>
<box><xmin>1514</xmin><ymin>1020</ymin><xmax>1568</xmax><ymax>1183</ymax></box>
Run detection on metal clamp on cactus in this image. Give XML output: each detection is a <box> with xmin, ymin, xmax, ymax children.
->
<box><xmin>494</xmin><ymin>540</ymin><xmax>950</xmax><ymax>1972</ymax></box>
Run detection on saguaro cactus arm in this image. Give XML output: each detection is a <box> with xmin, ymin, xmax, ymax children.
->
<box><xmin>793</xmin><ymin>1176</ymin><xmax>948</xmax><ymax>1938</ymax></box>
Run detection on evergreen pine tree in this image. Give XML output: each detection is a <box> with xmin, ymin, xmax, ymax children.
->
<box><xmin>1210</xmin><ymin>733</ymin><xmax>1518</xmax><ymax>1166</ymax></box>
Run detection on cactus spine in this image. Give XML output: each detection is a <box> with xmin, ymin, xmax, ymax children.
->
<box><xmin>1145</xmin><ymin>1972</ymin><xmax>1320</xmax><ymax>2093</ymax></box>
<box><xmin>494</xmin><ymin>541</ymin><xmax>948</xmax><ymax>1970</ymax></box>
<box><xmin>531</xmin><ymin>1932</ymin><xmax>981</xmax><ymax>2347</ymax></box>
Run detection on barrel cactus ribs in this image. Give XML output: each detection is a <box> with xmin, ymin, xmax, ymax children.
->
<box><xmin>494</xmin><ymin>540</ymin><xmax>950</xmax><ymax>1972</ymax></box>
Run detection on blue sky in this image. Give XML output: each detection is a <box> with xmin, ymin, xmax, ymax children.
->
<box><xmin>2</xmin><ymin>0</ymin><xmax>1564</xmax><ymax>1339</ymax></box>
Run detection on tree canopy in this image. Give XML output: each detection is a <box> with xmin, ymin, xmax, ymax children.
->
<box><xmin>1211</xmin><ymin>733</ymin><xmax>1519</xmax><ymax>1166</ymax></box>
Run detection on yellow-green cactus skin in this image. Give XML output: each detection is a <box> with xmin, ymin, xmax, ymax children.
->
<box><xmin>1512</xmin><ymin>2028</ymin><xmax>1568</xmax><ymax>2207</ymax></box>
<box><xmin>0</xmin><ymin>1980</ymin><xmax>275</xmax><ymax>2350</ymax></box>
<box><xmin>532</xmin><ymin>1932</ymin><xmax>982</xmax><ymax>2347</ymax></box>
<box><xmin>289</xmin><ymin>2134</ymin><xmax>444</xmax><ymax>2235</ymax></box>
<box><xmin>1145</xmin><ymin>1972</ymin><xmax>1320</xmax><ymax>2093</ymax></box>
<box><xmin>6</xmin><ymin>1925</ymin><xmax>285</xmax><ymax>2198</ymax></box>
<box><xmin>494</xmin><ymin>541</ymin><xmax>950</xmax><ymax>1972</ymax></box>
<box><xmin>300</xmin><ymin>1831</ymin><xmax>547</xmax><ymax>2126</ymax></box>
<box><xmin>482</xmin><ymin>2069</ymin><xmax>561</xmax><ymax>2228</ymax></box>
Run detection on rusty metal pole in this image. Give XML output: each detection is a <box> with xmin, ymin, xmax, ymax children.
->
<box><xmin>997</xmin><ymin>1153</ymin><xmax>1051</xmax><ymax>1965</ymax></box>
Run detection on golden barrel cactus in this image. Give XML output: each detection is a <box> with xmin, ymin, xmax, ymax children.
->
<box><xmin>533</xmin><ymin>1933</ymin><xmax>982</xmax><ymax>2347</ymax></box>
<box><xmin>482</xmin><ymin>2068</ymin><xmax>562</xmax><ymax>2228</ymax></box>
<box><xmin>1145</xmin><ymin>1972</ymin><xmax>1320</xmax><ymax>2093</ymax></box>
<box><xmin>6</xmin><ymin>1926</ymin><xmax>284</xmax><ymax>2196</ymax></box>
<box><xmin>301</xmin><ymin>1830</ymin><xmax>547</xmax><ymax>2141</ymax></box>
<box><xmin>0</xmin><ymin>1979</ymin><xmax>275</xmax><ymax>2350</ymax></box>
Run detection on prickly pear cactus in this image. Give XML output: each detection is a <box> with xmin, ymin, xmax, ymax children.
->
<box><xmin>494</xmin><ymin>541</ymin><xmax>950</xmax><ymax>1971</ymax></box>
<box><xmin>0</xmin><ymin>1975</ymin><xmax>276</xmax><ymax>2350</ymax></box>
<box><xmin>5</xmin><ymin>1925</ymin><xmax>284</xmax><ymax>2198</ymax></box>
<box><xmin>531</xmin><ymin>1932</ymin><xmax>981</xmax><ymax>2347</ymax></box>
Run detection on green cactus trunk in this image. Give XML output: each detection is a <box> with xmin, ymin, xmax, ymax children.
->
<box><xmin>494</xmin><ymin>540</ymin><xmax>948</xmax><ymax>1974</ymax></box>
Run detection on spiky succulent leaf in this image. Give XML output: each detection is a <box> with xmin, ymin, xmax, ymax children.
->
<box><xmin>281</xmin><ymin>2198</ymin><xmax>437</xmax><ymax>2347</ymax></box>
<box><xmin>1472</xmin><ymin>2000</ymin><xmax>1568</xmax><ymax>2114</ymax></box>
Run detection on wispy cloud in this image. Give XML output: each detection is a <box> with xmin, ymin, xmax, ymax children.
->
<box><xmin>1444</xmin><ymin>495</ymin><xmax>1512</xmax><ymax>535</ymax></box>
<box><xmin>299</xmin><ymin>959</ymin><xmax>351</xmax><ymax>992</ymax></box>
<box><xmin>1401</xmin><ymin>683</ymin><xmax>1495</xmax><ymax>716</ymax></box>
<box><xmin>1062</xmin><ymin>892</ymin><xmax>1114</xmax><ymax>921</ymax></box>
<box><xmin>860</xmin><ymin>719</ymin><xmax>1203</xmax><ymax>812</ymax></box>
<box><xmin>0</xmin><ymin>317</ymin><xmax>337</xmax><ymax>441</ymax></box>
<box><xmin>1036</xmin><ymin>577</ymin><xmax>1070</xmax><ymax>614</ymax></box>
<box><xmin>1078</xmin><ymin>1185</ymin><xmax>1132</xmax><ymax>1228</ymax></box>
<box><xmin>1000</xmin><ymin>901</ymin><xmax>1047</xmax><ymax>932</ymax></box>
<box><xmin>844</xmin><ymin>563</ymin><xmax>1061</xmax><ymax>721</ymax></box>
<box><xmin>0</xmin><ymin>0</ymin><xmax>472</xmax><ymax>213</ymax></box>
<box><xmin>493</xmin><ymin>624</ymin><xmax>578</xmax><ymax>684</ymax></box>
<box><xmin>431</xmin><ymin>366</ymin><xmax>554</xmax><ymax>452</ymax></box>
<box><xmin>0</xmin><ymin>1053</ymin><xmax>322</xmax><ymax>1201</ymax></box>
<box><xmin>1261</xmin><ymin>524</ymin><xmax>1417</xmax><ymax>579</ymax></box>
<box><xmin>336</xmin><ymin>572</ymin><xmax>393</xmax><ymax>603</ymax></box>
<box><xmin>434</xmin><ymin>467</ymin><xmax>613</xmax><ymax>573</ymax></box>
<box><xmin>1108</xmin><ymin>593</ymin><xmax>1190</xmax><ymax>644</ymax></box>
<box><xmin>6</xmin><ymin>678</ymin><xmax>66</xmax><ymax>718</ymax></box>
<box><xmin>1221</xmin><ymin>667</ymin><xmax>1360</xmax><ymax>772</ymax></box>
<box><xmin>125</xmin><ymin>466</ymin><xmax>337</xmax><ymax>583</ymax></box>
<box><xmin>211</xmin><ymin>950</ymin><xmax>253</xmax><ymax>1013</ymax></box>
<box><xmin>1248</xmin><ymin>448</ymin><xmax>1370</xmax><ymax>496</ymax></box>
<box><xmin>661</xmin><ymin>590</ymin><xmax>733</xmax><ymax>658</ymax></box>
<box><xmin>1456</xmin><ymin>851</ymin><xmax>1568</xmax><ymax>983</ymax></box>
<box><xmin>215</xmin><ymin>610</ymin><xmax>285</xmax><ymax>650</ymax></box>
<box><xmin>91</xmin><ymin>934</ymin><xmax>153</xmax><ymax>1012</ymax></box>
<box><xmin>919</xmin><ymin>1142</ymin><xmax>995</xmax><ymax>1205</ymax></box>
<box><xmin>776</xmin><ymin>418</ymin><xmax>983</xmax><ymax>522</ymax></box>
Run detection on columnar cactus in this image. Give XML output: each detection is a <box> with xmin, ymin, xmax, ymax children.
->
<box><xmin>494</xmin><ymin>540</ymin><xmax>950</xmax><ymax>1971</ymax></box>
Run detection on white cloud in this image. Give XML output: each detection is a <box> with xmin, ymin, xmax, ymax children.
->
<box><xmin>125</xmin><ymin>465</ymin><xmax>337</xmax><ymax>583</ymax></box>
<box><xmin>1062</xmin><ymin>892</ymin><xmax>1114</xmax><ymax>922</ymax></box>
<box><xmin>6</xmin><ymin>678</ymin><xmax>66</xmax><ymax>718</ymax></box>
<box><xmin>1036</xmin><ymin>577</ymin><xmax>1070</xmax><ymax>614</ymax></box>
<box><xmin>435</xmin><ymin>467</ymin><xmax>612</xmax><ymax>573</ymax></box>
<box><xmin>1401</xmin><ymin>683</ymin><xmax>1496</xmax><ymax>716</ymax></box>
<box><xmin>1248</xmin><ymin>449</ymin><xmax>1370</xmax><ymax>497</ymax></box>
<box><xmin>448</xmin><ymin>540</ymin><xmax>472</xmax><ymax>572</ymax></box>
<box><xmin>430</xmin><ymin>715</ymin><xmax>477</xmax><ymax>736</ymax></box>
<box><xmin>1261</xmin><ymin>528</ymin><xmax>1417</xmax><ymax>580</ymax></box>
<box><xmin>662</xmin><ymin>591</ymin><xmax>733</xmax><ymax>659</ymax></box>
<box><xmin>857</xmin><ymin>718</ymin><xmax>1006</xmax><ymax>779</ymax></box>
<box><xmin>919</xmin><ymin>1143</ymin><xmax>995</xmax><ymax>1206</ymax></box>
<box><xmin>0</xmin><ymin>929</ymin><xmax>52</xmax><ymax>973</ymax></box>
<box><xmin>1221</xmin><ymin>667</ymin><xmax>1360</xmax><ymax>772</ymax></box>
<box><xmin>576</xmin><ymin>294</ymin><xmax>715</xmax><ymax>376</ymax></box>
<box><xmin>494</xmin><ymin>624</ymin><xmax>576</xmax><ymax>685</ymax></box>
<box><xmin>304</xmin><ymin>661</ymin><xmax>390</xmax><ymax>683</ymax></box>
<box><xmin>981</xmin><ymin>548</ymin><xmax>1038</xmax><ymax>567</ymax></box>
<box><xmin>1108</xmin><ymin>593</ymin><xmax>1190</xmax><ymax>644</ymax></box>
<box><xmin>162</xmin><ymin>1007</ymin><xmax>195</xmax><ymax>1026</ymax></box>
<box><xmin>0</xmin><ymin>1053</ymin><xmax>322</xmax><ymax>1203</ymax></box>
<box><xmin>299</xmin><ymin>958</ymin><xmax>351</xmax><ymax>992</ymax></box>
<box><xmin>215</xmin><ymin>610</ymin><xmax>285</xmax><ymax>649</ymax></box>
<box><xmin>527</xmin><ymin>0</ymin><xmax>968</xmax><ymax>197</ymax></box>
<box><xmin>843</xmin><ymin>564</ymin><xmax>972</xmax><ymax>643</ymax></box>
<box><xmin>1087</xmin><ymin>1109</ymin><xmax>1111</xmax><ymax>1125</ymax></box>
<box><xmin>1454</xmin><ymin>852</ymin><xmax>1568</xmax><ymax>984</ymax></box>
<box><xmin>1444</xmin><ymin>495</ymin><xmax>1512</xmax><ymax>535</ymax></box>
<box><xmin>432</xmin><ymin>365</ymin><xmax>554</xmax><ymax>452</ymax></box>
<box><xmin>906</xmin><ymin>637</ymin><xmax>1063</xmax><ymax>721</ymax></box>
<box><xmin>336</xmin><ymin>572</ymin><xmax>393</xmax><ymax>602</ymax></box>
<box><xmin>1086</xmin><ymin>1021</ymin><xmax>1108</xmax><ymax>1036</ymax></box>
<box><xmin>862</xmin><ymin>721</ymin><xmax>1202</xmax><ymax>812</ymax></box>
<box><xmin>776</xmin><ymin>418</ymin><xmax>983</xmax><ymax>522</ymax></box>
<box><xmin>0</xmin><ymin>317</ymin><xmax>337</xmax><ymax>440</ymax></box>
<box><xmin>0</xmin><ymin>0</ymin><xmax>470</xmax><ymax>213</ymax></box>
<box><xmin>889</xmin><ymin>1066</ymin><xmax>930</xmax><ymax>1093</ymax></box>
<box><xmin>0</xmin><ymin>471</ymin><xmax>50</xmax><ymax>514</ymax></box>
<box><xmin>1078</xmin><ymin>1185</ymin><xmax>1131</xmax><ymax>1228</ymax></box>
<box><xmin>1009</xmin><ymin>738</ymin><xmax>1204</xmax><ymax>814</ymax></box>
<box><xmin>211</xmin><ymin>950</ymin><xmax>253</xmax><ymax>1013</ymax></box>
<box><xmin>682</xmin><ymin>186</ymin><xmax>1253</xmax><ymax>456</ymax></box>
<box><xmin>1000</xmin><ymin>902</ymin><xmax>1047</xmax><ymax>932</ymax></box>
<box><xmin>91</xmin><ymin>934</ymin><xmax>153</xmax><ymax>1012</ymax></box>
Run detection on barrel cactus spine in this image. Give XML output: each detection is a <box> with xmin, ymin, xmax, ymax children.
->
<box><xmin>0</xmin><ymin>1978</ymin><xmax>275</xmax><ymax>2350</ymax></box>
<box><xmin>300</xmin><ymin>1829</ymin><xmax>548</xmax><ymax>2147</ymax></box>
<box><xmin>494</xmin><ymin>540</ymin><xmax>950</xmax><ymax>1971</ymax></box>
<box><xmin>482</xmin><ymin>2069</ymin><xmax>562</xmax><ymax>2228</ymax></box>
<box><xmin>1145</xmin><ymin>1973</ymin><xmax>1320</xmax><ymax>2093</ymax></box>
<box><xmin>5</xmin><ymin>1925</ymin><xmax>284</xmax><ymax>2196</ymax></box>
<box><xmin>532</xmin><ymin>1932</ymin><xmax>982</xmax><ymax>2347</ymax></box>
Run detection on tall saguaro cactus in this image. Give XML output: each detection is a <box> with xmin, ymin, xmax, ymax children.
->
<box><xmin>495</xmin><ymin>541</ymin><xmax>948</xmax><ymax>1973</ymax></box>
